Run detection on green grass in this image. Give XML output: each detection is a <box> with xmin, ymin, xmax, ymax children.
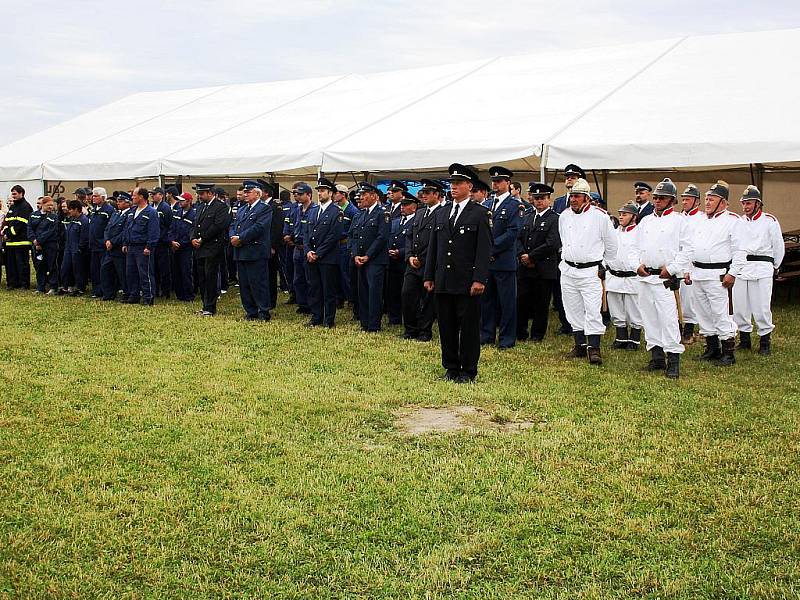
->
<box><xmin>1</xmin><ymin>287</ymin><xmax>799</xmax><ymax>598</ymax></box>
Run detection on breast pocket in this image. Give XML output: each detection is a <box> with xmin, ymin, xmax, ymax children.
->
<box><xmin>459</xmin><ymin>224</ymin><xmax>477</xmax><ymax>235</ymax></box>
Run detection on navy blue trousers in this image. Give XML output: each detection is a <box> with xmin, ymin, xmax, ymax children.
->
<box><xmin>358</xmin><ymin>262</ymin><xmax>386</xmax><ymax>332</ymax></box>
<box><xmin>292</xmin><ymin>247</ymin><xmax>309</xmax><ymax>309</ymax></box>
<box><xmin>237</xmin><ymin>258</ymin><xmax>270</xmax><ymax>319</ymax></box>
<box><xmin>34</xmin><ymin>243</ymin><xmax>59</xmax><ymax>292</ymax></box>
<box><xmin>126</xmin><ymin>245</ymin><xmax>154</xmax><ymax>302</ymax></box>
<box><xmin>308</xmin><ymin>261</ymin><xmax>339</xmax><ymax>326</ymax></box>
<box><xmin>480</xmin><ymin>270</ymin><xmax>518</xmax><ymax>348</ymax></box>
<box><xmin>60</xmin><ymin>249</ymin><xmax>86</xmax><ymax>291</ymax></box>
<box><xmin>100</xmin><ymin>253</ymin><xmax>126</xmax><ymax>299</ymax></box>
<box><xmin>172</xmin><ymin>247</ymin><xmax>194</xmax><ymax>301</ymax></box>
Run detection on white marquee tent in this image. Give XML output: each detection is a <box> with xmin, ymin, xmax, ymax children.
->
<box><xmin>0</xmin><ymin>28</ymin><xmax>798</xmax><ymax>183</ymax></box>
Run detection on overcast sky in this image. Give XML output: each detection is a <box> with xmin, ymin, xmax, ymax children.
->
<box><xmin>2</xmin><ymin>0</ymin><xmax>799</xmax><ymax>147</ymax></box>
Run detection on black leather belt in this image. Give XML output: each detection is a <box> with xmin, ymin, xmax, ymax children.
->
<box><xmin>608</xmin><ymin>268</ymin><xmax>636</xmax><ymax>277</ymax></box>
<box><xmin>746</xmin><ymin>255</ymin><xmax>773</xmax><ymax>263</ymax></box>
<box><xmin>565</xmin><ymin>260</ymin><xmax>602</xmax><ymax>269</ymax></box>
<box><xmin>693</xmin><ymin>260</ymin><xmax>731</xmax><ymax>269</ymax></box>
<box><xmin>644</xmin><ymin>267</ymin><xmax>661</xmax><ymax>276</ymax></box>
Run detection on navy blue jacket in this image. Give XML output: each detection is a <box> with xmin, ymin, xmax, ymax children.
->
<box><xmin>338</xmin><ymin>201</ymin><xmax>359</xmax><ymax>243</ymax></box>
<box><xmin>154</xmin><ymin>200</ymin><xmax>173</xmax><ymax>244</ymax></box>
<box><xmin>389</xmin><ymin>214</ymin><xmax>415</xmax><ymax>272</ymax></box>
<box><xmin>28</xmin><ymin>210</ymin><xmax>60</xmax><ymax>246</ymax></box>
<box><xmin>350</xmin><ymin>204</ymin><xmax>390</xmax><ymax>265</ymax></box>
<box><xmin>486</xmin><ymin>195</ymin><xmax>523</xmax><ymax>271</ymax></box>
<box><xmin>104</xmin><ymin>208</ymin><xmax>130</xmax><ymax>258</ymax></box>
<box><xmin>89</xmin><ymin>203</ymin><xmax>115</xmax><ymax>251</ymax></box>
<box><xmin>290</xmin><ymin>203</ymin><xmax>318</xmax><ymax>248</ymax></box>
<box><xmin>306</xmin><ymin>202</ymin><xmax>344</xmax><ymax>265</ymax></box>
<box><xmin>168</xmin><ymin>205</ymin><xmax>197</xmax><ymax>248</ymax></box>
<box><xmin>64</xmin><ymin>214</ymin><xmax>90</xmax><ymax>253</ymax></box>
<box><xmin>124</xmin><ymin>205</ymin><xmax>160</xmax><ymax>248</ymax></box>
<box><xmin>230</xmin><ymin>200</ymin><xmax>272</xmax><ymax>261</ymax></box>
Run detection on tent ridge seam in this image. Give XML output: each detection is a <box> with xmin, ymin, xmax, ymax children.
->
<box><xmin>162</xmin><ymin>74</ymin><xmax>352</xmax><ymax>161</ymax></box>
<box><xmin>544</xmin><ymin>36</ymin><xmax>688</xmax><ymax>145</ymax></box>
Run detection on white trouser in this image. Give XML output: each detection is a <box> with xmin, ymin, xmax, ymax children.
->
<box><xmin>693</xmin><ymin>279</ymin><xmax>737</xmax><ymax>340</ymax></box>
<box><xmin>561</xmin><ymin>273</ymin><xmax>605</xmax><ymax>336</ymax></box>
<box><xmin>606</xmin><ymin>291</ymin><xmax>642</xmax><ymax>329</ymax></box>
<box><xmin>637</xmin><ymin>282</ymin><xmax>684</xmax><ymax>354</ymax></box>
<box><xmin>733</xmin><ymin>277</ymin><xmax>774</xmax><ymax>335</ymax></box>
<box><xmin>679</xmin><ymin>280</ymin><xmax>697</xmax><ymax>324</ymax></box>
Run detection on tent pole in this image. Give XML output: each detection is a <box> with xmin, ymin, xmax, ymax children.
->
<box><xmin>539</xmin><ymin>144</ymin><xmax>548</xmax><ymax>182</ymax></box>
<box><xmin>602</xmin><ymin>170</ymin><xmax>608</xmax><ymax>201</ymax></box>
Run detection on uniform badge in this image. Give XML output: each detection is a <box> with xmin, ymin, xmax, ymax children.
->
<box><xmin>338</xmin><ymin>212</ymin><xmax>344</xmax><ymax>222</ymax></box>
<box><xmin>385</xmin><ymin>214</ymin><xmax>390</xmax><ymax>223</ymax></box>
<box><xmin>519</xmin><ymin>205</ymin><xmax>525</xmax><ymax>217</ymax></box>
<box><xmin>459</xmin><ymin>227</ymin><xmax>465</xmax><ymax>234</ymax></box>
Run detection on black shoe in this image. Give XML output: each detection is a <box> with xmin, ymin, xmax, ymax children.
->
<box><xmin>698</xmin><ymin>335</ymin><xmax>721</xmax><ymax>361</ymax></box>
<box><xmin>244</xmin><ymin>315</ymin><xmax>258</xmax><ymax>321</ymax></box>
<box><xmin>69</xmin><ymin>289</ymin><xmax>84</xmax><ymax>297</ymax></box>
<box><xmin>400</xmin><ymin>332</ymin><xmax>416</xmax><ymax>340</ymax></box>
<box><xmin>259</xmin><ymin>312</ymin><xmax>271</xmax><ymax>322</ymax></box>
<box><xmin>558</xmin><ymin>325</ymin><xmax>572</xmax><ymax>335</ymax></box>
<box><xmin>715</xmin><ymin>338</ymin><xmax>736</xmax><ymax>366</ymax></box>
<box><xmin>612</xmin><ymin>326</ymin><xmax>629</xmax><ymax>349</ymax></box>
<box><xmin>296</xmin><ymin>306</ymin><xmax>311</xmax><ymax>314</ymax></box>
<box><xmin>416</xmin><ymin>334</ymin><xmax>432</xmax><ymax>342</ymax></box>
<box><xmin>286</xmin><ymin>294</ymin><xmax>297</xmax><ymax>305</ymax></box>
<box><xmin>140</xmin><ymin>298</ymin><xmax>154</xmax><ymax>306</ymax></box>
<box><xmin>444</xmin><ymin>369</ymin><xmax>459</xmax><ymax>381</ymax></box>
<box><xmin>645</xmin><ymin>346</ymin><xmax>666</xmax><ymax>371</ymax></box>
<box><xmin>758</xmin><ymin>333</ymin><xmax>771</xmax><ymax>356</ymax></box>
<box><xmin>530</xmin><ymin>336</ymin><xmax>544</xmax><ymax>343</ymax></box>
<box><xmin>665</xmin><ymin>352</ymin><xmax>680</xmax><ymax>379</ymax></box>
<box><xmin>89</xmin><ymin>293</ymin><xmax>103</xmax><ymax>299</ymax></box>
<box><xmin>736</xmin><ymin>331</ymin><xmax>752</xmax><ymax>350</ymax></box>
<box><xmin>626</xmin><ymin>328</ymin><xmax>642</xmax><ymax>351</ymax></box>
<box><xmin>304</xmin><ymin>321</ymin><xmax>321</xmax><ymax>328</ymax></box>
<box><xmin>455</xmin><ymin>373</ymin><xmax>474</xmax><ymax>384</ymax></box>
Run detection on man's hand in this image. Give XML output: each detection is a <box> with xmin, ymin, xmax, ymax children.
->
<box><xmin>143</xmin><ymin>248</ymin><xmax>151</xmax><ymax>256</ymax></box>
<box><xmin>354</xmin><ymin>256</ymin><xmax>368</xmax><ymax>267</ymax></box>
<box><xmin>230</xmin><ymin>236</ymin><xmax>241</xmax><ymax>247</ymax></box>
<box><xmin>659</xmin><ymin>266</ymin><xmax>671</xmax><ymax>279</ymax></box>
<box><xmin>171</xmin><ymin>241</ymin><xmax>180</xmax><ymax>250</ymax></box>
<box><xmin>721</xmin><ymin>273</ymin><xmax>735</xmax><ymax>289</ymax></box>
<box><xmin>424</xmin><ymin>280</ymin><xmax>434</xmax><ymax>292</ymax></box>
<box><xmin>636</xmin><ymin>264</ymin><xmax>648</xmax><ymax>277</ymax></box>
<box><xmin>684</xmin><ymin>273</ymin><xmax>692</xmax><ymax>284</ymax></box>
<box><xmin>191</xmin><ymin>239</ymin><xmax>201</xmax><ymax>249</ymax></box>
<box><xmin>122</xmin><ymin>245</ymin><xmax>128</xmax><ymax>254</ymax></box>
<box><xmin>271</xmin><ymin>248</ymin><xmax>276</xmax><ymax>257</ymax></box>
<box><xmin>470</xmin><ymin>281</ymin><xmax>486</xmax><ymax>296</ymax></box>
<box><xmin>409</xmin><ymin>257</ymin><xmax>421</xmax><ymax>269</ymax></box>
<box><xmin>520</xmin><ymin>253</ymin><xmax>531</xmax><ymax>267</ymax></box>
<box><xmin>307</xmin><ymin>251</ymin><xmax>317</xmax><ymax>263</ymax></box>
<box><xmin>105</xmin><ymin>240</ymin><xmax>112</xmax><ymax>251</ymax></box>
<box><xmin>389</xmin><ymin>249</ymin><xmax>399</xmax><ymax>259</ymax></box>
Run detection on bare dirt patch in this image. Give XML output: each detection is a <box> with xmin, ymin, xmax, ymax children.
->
<box><xmin>395</xmin><ymin>406</ymin><xmax>537</xmax><ymax>436</ymax></box>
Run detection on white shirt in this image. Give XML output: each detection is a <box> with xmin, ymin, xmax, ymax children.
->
<box><xmin>606</xmin><ymin>224</ymin><xmax>640</xmax><ymax>294</ymax></box>
<box><xmin>134</xmin><ymin>205</ymin><xmax>146</xmax><ymax>218</ymax></box>
<box><xmin>739</xmin><ymin>210</ymin><xmax>785</xmax><ymax>280</ymax></box>
<box><xmin>558</xmin><ymin>203</ymin><xmax>618</xmax><ymax>278</ymax></box>
<box><xmin>318</xmin><ymin>200</ymin><xmax>332</xmax><ymax>213</ymax></box>
<box><xmin>367</xmin><ymin>202</ymin><xmax>379</xmax><ymax>215</ymax></box>
<box><xmin>449</xmin><ymin>198</ymin><xmax>469</xmax><ymax>226</ymax></box>
<box><xmin>635</xmin><ymin>207</ymin><xmax>693</xmax><ymax>284</ymax></box>
<box><xmin>690</xmin><ymin>209</ymin><xmax>746</xmax><ymax>280</ymax></box>
<box><xmin>492</xmin><ymin>191</ymin><xmax>510</xmax><ymax>212</ymax></box>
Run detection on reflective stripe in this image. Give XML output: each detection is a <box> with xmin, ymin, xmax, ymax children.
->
<box><xmin>6</xmin><ymin>241</ymin><xmax>32</xmax><ymax>246</ymax></box>
<box><xmin>6</xmin><ymin>216</ymin><xmax>29</xmax><ymax>224</ymax></box>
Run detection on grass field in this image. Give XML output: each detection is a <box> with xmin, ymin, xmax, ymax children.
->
<box><xmin>1</xmin><ymin>288</ymin><xmax>799</xmax><ymax>598</ymax></box>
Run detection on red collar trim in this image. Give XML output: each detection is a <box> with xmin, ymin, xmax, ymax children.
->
<box><xmin>624</xmin><ymin>224</ymin><xmax>636</xmax><ymax>232</ymax></box>
<box><xmin>751</xmin><ymin>210</ymin><xmax>762</xmax><ymax>221</ymax></box>
<box><xmin>687</xmin><ymin>207</ymin><xmax>699</xmax><ymax>216</ymax></box>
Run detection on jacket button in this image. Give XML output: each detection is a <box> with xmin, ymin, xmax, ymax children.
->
<box><xmin>447</xmin><ymin>252</ymin><xmax>451</xmax><ymax>256</ymax></box>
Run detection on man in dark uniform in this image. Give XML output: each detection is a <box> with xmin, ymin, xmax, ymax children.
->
<box><xmin>386</xmin><ymin>180</ymin><xmax>406</xmax><ymax>220</ymax></box>
<box><xmin>334</xmin><ymin>183</ymin><xmax>358</xmax><ymax>308</ymax></box>
<box><xmin>516</xmin><ymin>183</ymin><xmax>561</xmax><ymax>342</ymax></box>
<box><xmin>305</xmin><ymin>178</ymin><xmax>344</xmax><ymax>327</ymax></box>
<box><xmin>471</xmin><ymin>179</ymin><xmax>490</xmax><ymax>205</ymax></box>
<box><xmin>351</xmin><ymin>182</ymin><xmax>390</xmax><ymax>332</ymax></box>
<box><xmin>60</xmin><ymin>199</ymin><xmax>90</xmax><ymax>296</ymax></box>
<box><xmin>100</xmin><ymin>191</ymin><xmax>131</xmax><ymax>301</ymax></box>
<box><xmin>88</xmin><ymin>187</ymin><xmax>114</xmax><ymax>297</ymax></box>
<box><xmin>191</xmin><ymin>183</ymin><xmax>231</xmax><ymax>316</ymax></box>
<box><xmin>634</xmin><ymin>181</ymin><xmax>654</xmax><ymax>220</ymax></box>
<box><xmin>287</xmin><ymin>182</ymin><xmax>317</xmax><ymax>315</ymax></box>
<box><xmin>257</xmin><ymin>179</ymin><xmax>284</xmax><ymax>310</ymax></box>
<box><xmin>387</xmin><ymin>191</ymin><xmax>417</xmax><ymax>326</ymax></box>
<box><xmin>424</xmin><ymin>164</ymin><xmax>492</xmax><ymax>383</ymax></box>
<box><xmin>230</xmin><ymin>180</ymin><xmax>273</xmax><ymax>321</ymax></box>
<box><xmin>2</xmin><ymin>185</ymin><xmax>33</xmax><ymax>289</ymax></box>
<box><xmin>28</xmin><ymin>195</ymin><xmax>60</xmax><ymax>294</ymax></box>
<box><xmin>168</xmin><ymin>192</ymin><xmax>197</xmax><ymax>302</ymax></box>
<box><xmin>481</xmin><ymin>165</ymin><xmax>523</xmax><ymax>349</ymax></box>
<box><xmin>150</xmin><ymin>186</ymin><xmax>173</xmax><ymax>298</ymax></box>
<box><xmin>121</xmin><ymin>187</ymin><xmax>160</xmax><ymax>305</ymax></box>
<box><xmin>402</xmin><ymin>179</ymin><xmax>444</xmax><ymax>341</ymax></box>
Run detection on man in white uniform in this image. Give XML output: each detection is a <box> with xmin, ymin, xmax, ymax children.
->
<box><xmin>558</xmin><ymin>178</ymin><xmax>618</xmax><ymax>365</ymax></box>
<box><xmin>733</xmin><ymin>185</ymin><xmax>784</xmax><ymax>355</ymax></box>
<box><xmin>635</xmin><ymin>178</ymin><xmax>693</xmax><ymax>379</ymax></box>
<box><xmin>605</xmin><ymin>202</ymin><xmax>642</xmax><ymax>351</ymax></box>
<box><xmin>689</xmin><ymin>181</ymin><xmax>746</xmax><ymax>366</ymax></box>
<box><xmin>679</xmin><ymin>184</ymin><xmax>703</xmax><ymax>344</ymax></box>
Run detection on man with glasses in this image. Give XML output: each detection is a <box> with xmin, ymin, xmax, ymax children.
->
<box><xmin>402</xmin><ymin>179</ymin><xmax>444</xmax><ymax>341</ymax></box>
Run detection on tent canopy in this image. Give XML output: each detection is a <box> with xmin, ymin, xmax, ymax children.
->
<box><xmin>0</xmin><ymin>28</ymin><xmax>798</xmax><ymax>181</ymax></box>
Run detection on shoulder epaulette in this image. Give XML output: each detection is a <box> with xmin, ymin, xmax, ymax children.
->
<box><xmin>765</xmin><ymin>212</ymin><xmax>777</xmax><ymax>221</ymax></box>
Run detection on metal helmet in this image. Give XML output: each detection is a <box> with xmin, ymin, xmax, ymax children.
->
<box><xmin>570</xmin><ymin>178</ymin><xmax>591</xmax><ymax>196</ymax></box>
<box><xmin>653</xmin><ymin>178</ymin><xmax>677</xmax><ymax>198</ymax></box>
<box><xmin>618</xmin><ymin>202</ymin><xmax>639</xmax><ymax>216</ymax></box>
<box><xmin>740</xmin><ymin>184</ymin><xmax>762</xmax><ymax>204</ymax></box>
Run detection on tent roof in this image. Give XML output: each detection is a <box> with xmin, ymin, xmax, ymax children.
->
<box><xmin>1</xmin><ymin>28</ymin><xmax>798</xmax><ymax>181</ymax></box>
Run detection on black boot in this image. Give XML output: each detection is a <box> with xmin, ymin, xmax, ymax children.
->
<box><xmin>759</xmin><ymin>333</ymin><xmax>771</xmax><ymax>356</ymax></box>
<box><xmin>681</xmin><ymin>322</ymin><xmax>696</xmax><ymax>344</ymax></box>
<box><xmin>627</xmin><ymin>327</ymin><xmax>642</xmax><ymax>351</ymax></box>
<box><xmin>665</xmin><ymin>352</ymin><xmax>680</xmax><ymax>379</ymax></box>
<box><xmin>566</xmin><ymin>331</ymin><xmax>587</xmax><ymax>358</ymax></box>
<box><xmin>645</xmin><ymin>346</ymin><xmax>666</xmax><ymax>371</ymax></box>
<box><xmin>587</xmin><ymin>334</ymin><xmax>602</xmax><ymax>365</ymax></box>
<box><xmin>736</xmin><ymin>331</ymin><xmax>752</xmax><ymax>350</ymax></box>
<box><xmin>612</xmin><ymin>326</ymin><xmax>628</xmax><ymax>349</ymax></box>
<box><xmin>715</xmin><ymin>338</ymin><xmax>736</xmax><ymax>366</ymax></box>
<box><xmin>698</xmin><ymin>335</ymin><xmax>721</xmax><ymax>361</ymax></box>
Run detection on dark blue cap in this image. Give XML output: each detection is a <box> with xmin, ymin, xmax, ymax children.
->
<box><xmin>448</xmin><ymin>163</ymin><xmax>478</xmax><ymax>182</ymax></box>
<box><xmin>472</xmin><ymin>180</ymin><xmax>490</xmax><ymax>193</ymax></box>
<box><xmin>242</xmin><ymin>179</ymin><xmax>263</xmax><ymax>191</ymax></box>
<box><xmin>193</xmin><ymin>183</ymin><xmax>216</xmax><ymax>192</ymax></box>
<box><xmin>117</xmin><ymin>191</ymin><xmax>132</xmax><ymax>202</ymax></box>
<box><xmin>151</xmin><ymin>186</ymin><xmax>165</xmax><ymax>195</ymax></box>
<box><xmin>564</xmin><ymin>164</ymin><xmax>585</xmax><ymax>178</ymax></box>
<box><xmin>316</xmin><ymin>177</ymin><xmax>335</xmax><ymax>191</ymax></box>
<box><xmin>257</xmin><ymin>179</ymin><xmax>276</xmax><ymax>197</ymax></box>
<box><xmin>528</xmin><ymin>182</ymin><xmax>554</xmax><ymax>195</ymax></box>
<box><xmin>388</xmin><ymin>180</ymin><xmax>408</xmax><ymax>192</ymax></box>
<box><xmin>634</xmin><ymin>181</ymin><xmax>652</xmax><ymax>192</ymax></box>
<box><xmin>401</xmin><ymin>191</ymin><xmax>418</xmax><ymax>204</ymax></box>
<box><xmin>420</xmin><ymin>179</ymin><xmax>444</xmax><ymax>193</ymax></box>
<box><xmin>358</xmin><ymin>181</ymin><xmax>379</xmax><ymax>194</ymax></box>
<box><xmin>293</xmin><ymin>182</ymin><xmax>313</xmax><ymax>195</ymax></box>
<box><xmin>489</xmin><ymin>166</ymin><xmax>513</xmax><ymax>179</ymax></box>
<box><xmin>165</xmin><ymin>185</ymin><xmax>179</xmax><ymax>195</ymax></box>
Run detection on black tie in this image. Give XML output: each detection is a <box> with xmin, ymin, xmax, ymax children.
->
<box><xmin>449</xmin><ymin>204</ymin><xmax>460</xmax><ymax>229</ymax></box>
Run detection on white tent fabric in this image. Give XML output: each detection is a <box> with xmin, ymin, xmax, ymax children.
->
<box><xmin>0</xmin><ymin>28</ymin><xmax>797</xmax><ymax>181</ymax></box>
